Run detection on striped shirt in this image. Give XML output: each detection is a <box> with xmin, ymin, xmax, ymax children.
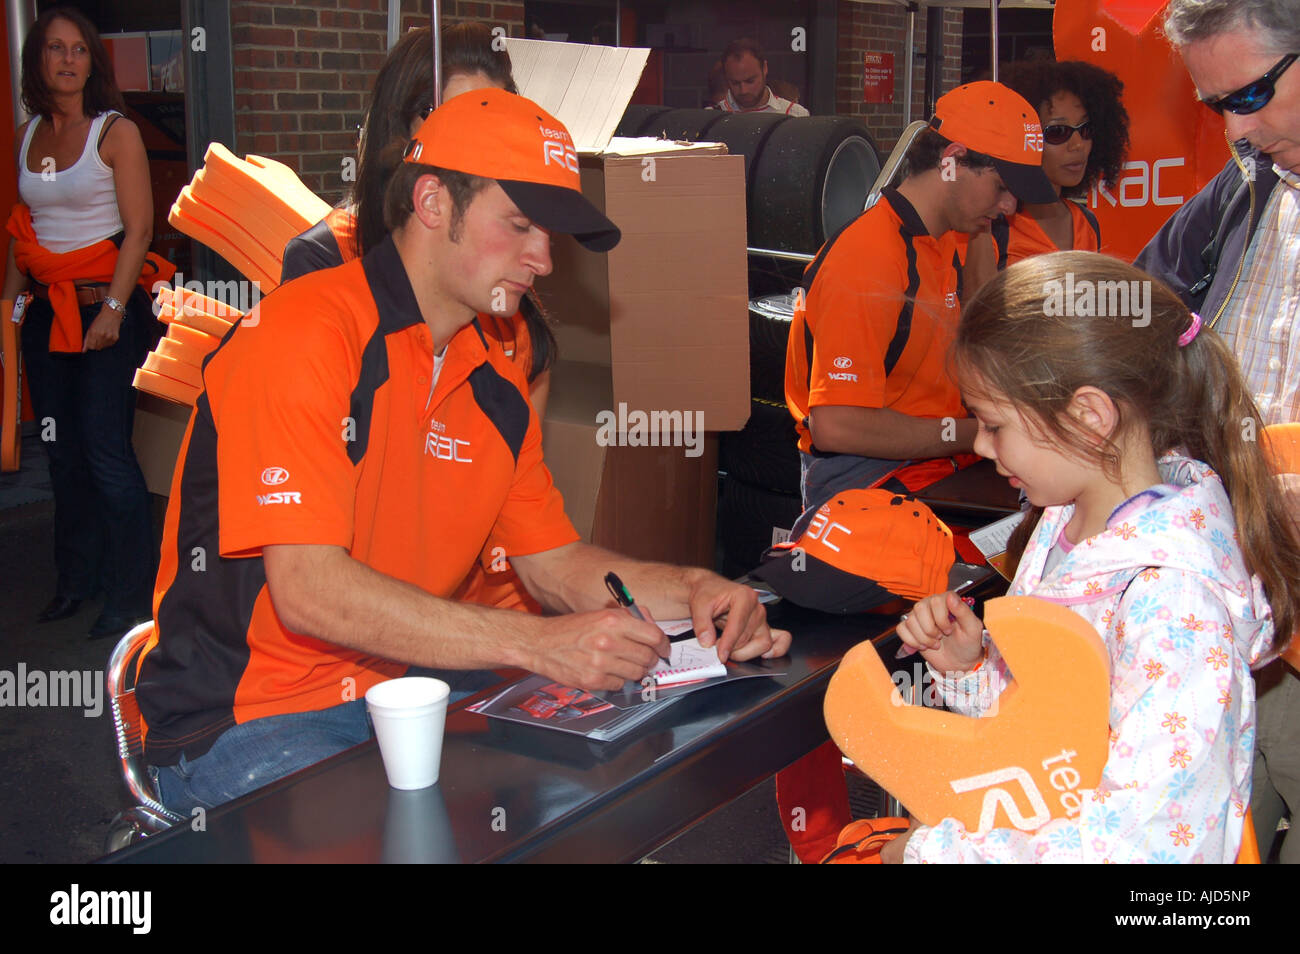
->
<box><xmin>1211</xmin><ymin>166</ymin><xmax>1300</xmax><ymax>425</ymax></box>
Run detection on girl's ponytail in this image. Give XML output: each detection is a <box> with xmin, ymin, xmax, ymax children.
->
<box><xmin>1169</xmin><ymin>322</ymin><xmax>1300</xmax><ymax>651</ymax></box>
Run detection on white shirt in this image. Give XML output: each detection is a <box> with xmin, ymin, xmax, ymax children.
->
<box><xmin>716</xmin><ymin>88</ymin><xmax>809</xmax><ymax>117</ymax></box>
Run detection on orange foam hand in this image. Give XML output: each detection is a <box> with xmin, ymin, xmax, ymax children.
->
<box><xmin>824</xmin><ymin>596</ymin><xmax>1110</xmax><ymax>833</ymax></box>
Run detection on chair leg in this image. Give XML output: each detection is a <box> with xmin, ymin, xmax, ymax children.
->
<box><xmin>104</xmin><ymin>806</ymin><xmax>179</xmax><ymax>853</ymax></box>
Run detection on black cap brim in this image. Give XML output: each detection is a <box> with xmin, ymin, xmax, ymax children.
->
<box><xmin>750</xmin><ymin>549</ymin><xmax>900</xmax><ymax>615</ymax></box>
<box><xmin>498</xmin><ymin>180</ymin><xmax>621</xmax><ymax>252</ymax></box>
<box><xmin>991</xmin><ymin>158</ymin><xmax>1059</xmax><ymax>205</ymax></box>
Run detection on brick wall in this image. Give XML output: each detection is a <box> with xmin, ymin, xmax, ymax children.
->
<box><xmin>230</xmin><ymin>0</ymin><xmax>526</xmax><ymax>205</ymax></box>
<box><xmin>834</xmin><ymin>1</ymin><xmax>963</xmax><ymax>156</ymax></box>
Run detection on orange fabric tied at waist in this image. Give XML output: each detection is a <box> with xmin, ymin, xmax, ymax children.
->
<box><xmin>7</xmin><ymin>203</ymin><xmax>177</xmax><ymax>353</ymax></box>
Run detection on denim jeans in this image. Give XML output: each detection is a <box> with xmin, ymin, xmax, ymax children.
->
<box><xmin>151</xmin><ymin>671</ymin><xmax>502</xmax><ymax>814</ymax></box>
<box><xmin>791</xmin><ymin>451</ymin><xmax>908</xmax><ymax>538</ymax></box>
<box><xmin>20</xmin><ymin>290</ymin><xmax>156</xmax><ymax>615</ymax></box>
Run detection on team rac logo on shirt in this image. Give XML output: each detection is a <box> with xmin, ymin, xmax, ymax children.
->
<box><xmin>424</xmin><ymin>420</ymin><xmax>473</xmax><ymax>463</ymax></box>
<box><xmin>260</xmin><ymin>466</ymin><xmax>290</xmax><ymax>485</ymax></box>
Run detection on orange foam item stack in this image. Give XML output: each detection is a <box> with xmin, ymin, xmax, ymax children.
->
<box><xmin>133</xmin><ymin>285</ymin><xmax>244</xmax><ymax>407</ymax></box>
<box><xmin>165</xmin><ymin>142</ymin><xmax>331</xmax><ymax>294</ymax></box>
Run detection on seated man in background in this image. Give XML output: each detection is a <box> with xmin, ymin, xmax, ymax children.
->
<box><xmin>715</xmin><ymin>37</ymin><xmax>810</xmax><ymax>116</ymax></box>
<box><xmin>775</xmin><ymin>82</ymin><xmax>1057</xmax><ymax>863</ymax></box>
<box><xmin>137</xmin><ymin>90</ymin><xmax>790</xmax><ymax>814</ymax></box>
<box><xmin>784</xmin><ymin>81</ymin><xmax>1057</xmax><ymax>535</ymax></box>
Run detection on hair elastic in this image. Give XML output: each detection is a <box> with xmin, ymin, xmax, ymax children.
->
<box><xmin>1178</xmin><ymin>312</ymin><xmax>1202</xmax><ymax>347</ymax></box>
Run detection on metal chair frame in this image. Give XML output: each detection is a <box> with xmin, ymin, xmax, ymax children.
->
<box><xmin>104</xmin><ymin>621</ymin><xmax>185</xmax><ymax>852</ymax></box>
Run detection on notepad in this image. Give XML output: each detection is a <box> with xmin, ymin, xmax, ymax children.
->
<box><xmin>650</xmin><ymin>637</ymin><xmax>727</xmax><ymax>686</ymax></box>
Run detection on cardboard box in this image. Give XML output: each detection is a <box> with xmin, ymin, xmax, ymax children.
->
<box><xmin>537</xmin><ymin>149</ymin><xmax>748</xmax><ymax>566</ymax></box>
<box><xmin>538</xmin><ymin>150</ymin><xmax>749</xmax><ymax>430</ymax></box>
<box><xmin>542</xmin><ymin>359</ymin><xmax>719</xmax><ymax>567</ymax></box>
<box><xmin>132</xmin><ymin>392</ymin><xmax>191</xmax><ymax>496</ymax></box>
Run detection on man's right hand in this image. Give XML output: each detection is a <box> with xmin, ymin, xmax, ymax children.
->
<box><xmin>526</xmin><ymin>610</ymin><xmax>672</xmax><ymax>692</ymax></box>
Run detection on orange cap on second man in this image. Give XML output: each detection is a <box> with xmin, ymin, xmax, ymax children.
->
<box><xmin>929</xmin><ymin>81</ymin><xmax>1057</xmax><ymax>204</ymax></box>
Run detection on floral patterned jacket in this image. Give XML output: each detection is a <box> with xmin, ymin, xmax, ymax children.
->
<box><xmin>905</xmin><ymin>455</ymin><xmax>1274</xmax><ymax>863</ymax></box>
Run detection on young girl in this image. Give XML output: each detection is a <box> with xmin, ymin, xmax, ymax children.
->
<box><xmin>888</xmin><ymin>251</ymin><xmax>1300</xmax><ymax>863</ymax></box>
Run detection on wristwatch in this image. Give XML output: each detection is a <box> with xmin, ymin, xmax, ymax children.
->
<box><xmin>103</xmin><ymin>296</ymin><xmax>125</xmax><ymax>316</ymax></box>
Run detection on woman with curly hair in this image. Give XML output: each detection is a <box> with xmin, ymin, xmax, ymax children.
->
<box><xmin>965</xmin><ymin>60</ymin><xmax>1130</xmax><ymax>293</ymax></box>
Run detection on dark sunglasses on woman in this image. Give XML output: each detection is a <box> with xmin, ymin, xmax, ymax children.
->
<box><xmin>1201</xmin><ymin>53</ymin><xmax>1297</xmax><ymax>115</ymax></box>
<box><xmin>1042</xmin><ymin>120</ymin><xmax>1093</xmax><ymax>145</ymax></box>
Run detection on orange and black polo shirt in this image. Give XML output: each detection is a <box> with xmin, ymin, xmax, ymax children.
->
<box><xmin>280</xmin><ymin>206</ymin><xmax>360</xmax><ymax>283</ymax></box>
<box><xmin>137</xmin><ymin>234</ymin><xmax>578</xmax><ymax>766</ymax></box>
<box><xmin>989</xmin><ymin>199</ymin><xmax>1101</xmax><ymax>269</ymax></box>
<box><xmin>785</xmin><ymin>188</ymin><xmax>966</xmax><ymax>454</ymax></box>
<box><xmin>280</xmin><ymin>207</ymin><xmax>537</xmax><ymax>377</ymax></box>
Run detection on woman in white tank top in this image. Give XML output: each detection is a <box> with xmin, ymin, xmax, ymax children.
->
<box><xmin>2</xmin><ymin>7</ymin><xmax>158</xmax><ymax>641</ymax></box>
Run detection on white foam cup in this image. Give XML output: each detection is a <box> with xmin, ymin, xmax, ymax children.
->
<box><xmin>365</xmin><ymin>677</ymin><xmax>451</xmax><ymax>790</ymax></box>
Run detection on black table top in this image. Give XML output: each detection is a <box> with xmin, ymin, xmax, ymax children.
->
<box><xmin>102</xmin><ymin>567</ymin><xmax>1006</xmax><ymax>865</ymax></box>
<box><xmin>917</xmin><ymin>459</ymin><xmax>1020</xmax><ymax>520</ymax></box>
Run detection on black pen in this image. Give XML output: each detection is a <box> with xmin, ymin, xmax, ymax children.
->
<box><xmin>604</xmin><ymin>571</ymin><xmax>672</xmax><ymax>670</ymax></box>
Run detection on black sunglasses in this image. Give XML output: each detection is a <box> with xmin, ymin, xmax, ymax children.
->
<box><xmin>1202</xmin><ymin>53</ymin><xmax>1297</xmax><ymax>115</ymax></box>
<box><xmin>1042</xmin><ymin>120</ymin><xmax>1093</xmax><ymax>145</ymax></box>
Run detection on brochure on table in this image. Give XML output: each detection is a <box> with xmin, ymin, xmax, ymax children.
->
<box><xmin>469</xmin><ymin>617</ymin><xmax>788</xmax><ymax>742</ymax></box>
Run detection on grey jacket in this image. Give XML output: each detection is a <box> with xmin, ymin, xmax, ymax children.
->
<box><xmin>1134</xmin><ymin>140</ymin><xmax>1281</xmax><ymax>324</ymax></box>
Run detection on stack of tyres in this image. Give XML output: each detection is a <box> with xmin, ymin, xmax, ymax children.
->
<box><xmin>612</xmin><ymin>104</ymin><xmax>674</xmax><ymax>138</ymax></box>
<box><xmin>718</xmin><ymin>293</ymin><xmax>803</xmax><ymax>578</ymax></box>
<box><xmin>610</xmin><ymin>106</ymin><xmax>881</xmax><ymax>262</ymax></box>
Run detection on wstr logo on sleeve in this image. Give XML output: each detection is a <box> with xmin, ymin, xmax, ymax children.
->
<box><xmin>260</xmin><ymin>466</ymin><xmax>290</xmax><ymax>485</ymax></box>
<box><xmin>827</xmin><ymin>356</ymin><xmax>857</xmax><ymax>382</ymax></box>
<box><xmin>256</xmin><ymin>465</ymin><xmax>301</xmax><ymax>505</ymax></box>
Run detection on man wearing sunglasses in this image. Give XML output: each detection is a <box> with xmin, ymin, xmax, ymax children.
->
<box><xmin>1135</xmin><ymin>0</ymin><xmax>1299</xmax><ymax>866</ymax></box>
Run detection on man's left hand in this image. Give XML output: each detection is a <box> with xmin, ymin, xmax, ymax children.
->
<box><xmin>686</xmin><ymin>573</ymin><xmax>791</xmax><ymax>663</ymax></box>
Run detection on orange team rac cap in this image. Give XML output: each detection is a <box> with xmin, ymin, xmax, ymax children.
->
<box><xmin>929</xmin><ymin>80</ymin><xmax>1058</xmax><ymax>205</ymax></box>
<box><xmin>750</xmin><ymin>490</ymin><xmax>955</xmax><ymax>614</ymax></box>
<box><xmin>404</xmin><ymin>87</ymin><xmax>621</xmax><ymax>252</ymax></box>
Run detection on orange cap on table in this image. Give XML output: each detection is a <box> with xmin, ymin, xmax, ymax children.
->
<box><xmin>751</xmin><ymin>490</ymin><xmax>955</xmax><ymax>614</ymax></box>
